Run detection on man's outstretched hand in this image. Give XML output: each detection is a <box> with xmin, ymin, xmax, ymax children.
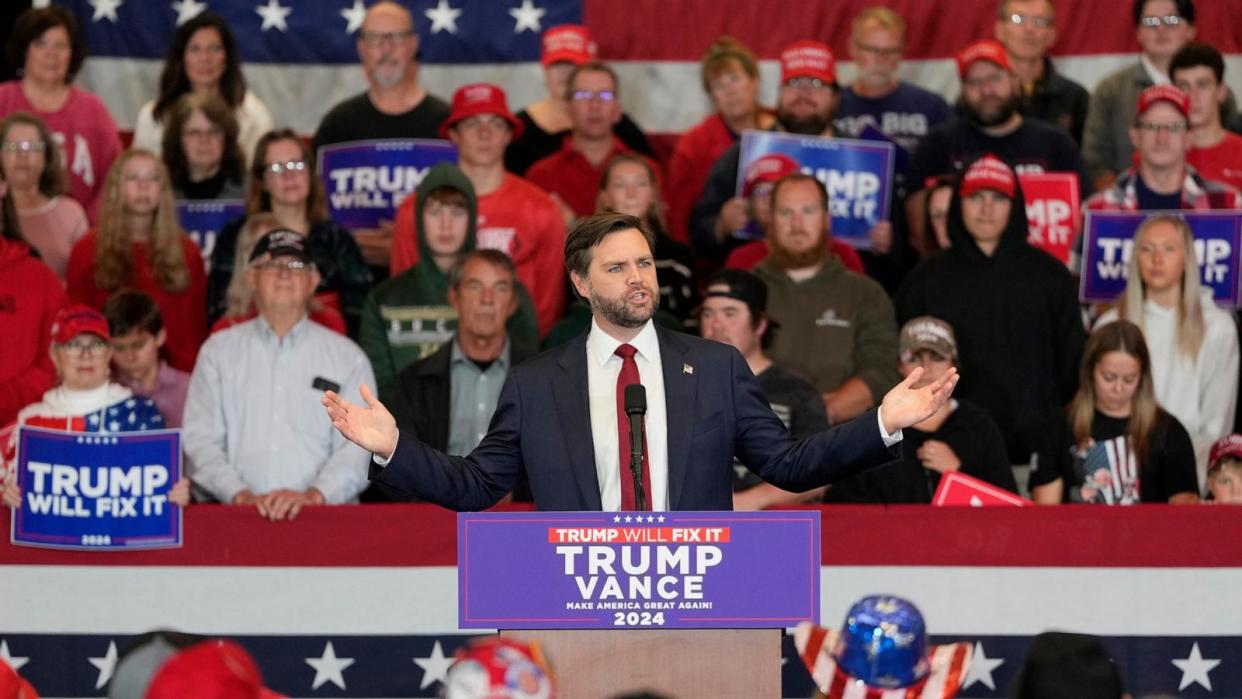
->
<box><xmin>322</xmin><ymin>384</ymin><xmax>399</xmax><ymax>458</ymax></box>
<box><xmin>879</xmin><ymin>367</ymin><xmax>959</xmax><ymax>435</ymax></box>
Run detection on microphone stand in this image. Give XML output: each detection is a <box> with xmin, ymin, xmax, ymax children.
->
<box><xmin>628</xmin><ymin>410</ymin><xmax>647</xmax><ymax>512</ymax></box>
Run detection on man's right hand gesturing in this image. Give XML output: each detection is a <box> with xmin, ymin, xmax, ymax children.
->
<box><xmin>322</xmin><ymin>384</ymin><xmax>399</xmax><ymax>459</ymax></box>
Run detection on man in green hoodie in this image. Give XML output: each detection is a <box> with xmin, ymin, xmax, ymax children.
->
<box><xmin>358</xmin><ymin>162</ymin><xmax>538</xmax><ymax>390</ymax></box>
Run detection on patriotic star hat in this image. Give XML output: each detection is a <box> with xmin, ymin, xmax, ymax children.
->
<box><xmin>443</xmin><ymin>638</ymin><xmax>555</xmax><ymax>699</ymax></box>
<box><xmin>0</xmin><ymin>658</ymin><xmax>39</xmax><ymax>699</ymax></box>
<box><xmin>794</xmin><ymin>595</ymin><xmax>973</xmax><ymax>699</ymax></box>
<box><xmin>144</xmin><ymin>640</ymin><xmax>285</xmax><ymax>699</ymax></box>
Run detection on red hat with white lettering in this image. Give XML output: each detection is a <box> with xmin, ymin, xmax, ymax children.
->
<box><xmin>1209</xmin><ymin>434</ymin><xmax>1242</xmax><ymax>471</ymax></box>
<box><xmin>956</xmin><ymin>40</ymin><xmax>1012</xmax><ymax>80</ymax></box>
<box><xmin>959</xmin><ymin>153</ymin><xmax>1016</xmax><ymax>199</ymax></box>
<box><xmin>742</xmin><ymin>153</ymin><xmax>801</xmax><ymax>197</ymax></box>
<box><xmin>144</xmin><ymin>640</ymin><xmax>284</xmax><ymax>699</ymax></box>
<box><xmin>51</xmin><ymin>304</ymin><xmax>111</xmax><ymax>344</ymax></box>
<box><xmin>441</xmin><ymin>83</ymin><xmax>524</xmax><ymax>139</ymax></box>
<box><xmin>1136</xmin><ymin>84</ymin><xmax>1191</xmax><ymax>120</ymax></box>
<box><xmin>780</xmin><ymin>40</ymin><xmax>836</xmax><ymax>85</ymax></box>
<box><xmin>541</xmin><ymin>24</ymin><xmax>596</xmax><ymax>66</ymax></box>
<box><xmin>444</xmin><ymin>637</ymin><xmax>556</xmax><ymax>698</ymax></box>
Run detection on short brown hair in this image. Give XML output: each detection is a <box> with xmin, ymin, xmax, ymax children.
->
<box><xmin>0</xmin><ymin>112</ymin><xmax>66</xmax><ymax>198</ymax></box>
<box><xmin>564</xmin><ymin>213</ymin><xmax>656</xmax><ymax>281</ymax></box>
<box><xmin>103</xmin><ymin>288</ymin><xmax>165</xmax><ymax>337</ymax></box>
<box><xmin>771</xmin><ymin>172</ymin><xmax>829</xmax><ymax>211</ymax></box>
<box><xmin>852</xmin><ymin>6</ymin><xmax>907</xmax><ymax>40</ymax></box>
<box><xmin>247</xmin><ymin>129</ymin><xmax>329</xmax><ymax>223</ymax></box>
<box><xmin>7</xmin><ymin>6</ymin><xmax>87</xmax><ymax>81</ymax></box>
<box><xmin>566</xmin><ymin>61</ymin><xmax>620</xmax><ymax>100</ymax></box>
<box><xmin>448</xmin><ymin>249</ymin><xmax>518</xmax><ymax>290</ymax></box>
<box><xmin>700</xmin><ymin>36</ymin><xmax>759</xmax><ymax>92</ymax></box>
<box><xmin>423</xmin><ymin>186</ymin><xmax>470</xmax><ymax>212</ymax></box>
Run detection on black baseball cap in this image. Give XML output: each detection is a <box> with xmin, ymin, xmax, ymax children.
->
<box><xmin>702</xmin><ymin>269</ymin><xmax>778</xmax><ymax>328</ymax></box>
<box><xmin>249</xmin><ymin>228</ymin><xmax>312</xmax><ymax>264</ymax></box>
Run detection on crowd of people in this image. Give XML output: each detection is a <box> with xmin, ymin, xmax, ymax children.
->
<box><xmin>5</xmin><ymin>0</ymin><xmax>1242</xmax><ymax>516</ymax></box>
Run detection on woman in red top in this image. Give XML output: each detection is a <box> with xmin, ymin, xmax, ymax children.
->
<box><xmin>66</xmin><ymin>150</ymin><xmax>207</xmax><ymax>372</ymax></box>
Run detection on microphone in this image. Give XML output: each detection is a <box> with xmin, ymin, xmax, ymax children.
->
<box><xmin>623</xmin><ymin>384</ymin><xmax>648</xmax><ymax>511</ymax></box>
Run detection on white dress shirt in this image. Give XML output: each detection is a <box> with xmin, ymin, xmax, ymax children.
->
<box><xmin>586</xmin><ymin>318</ymin><xmax>670</xmax><ymax>511</ymax></box>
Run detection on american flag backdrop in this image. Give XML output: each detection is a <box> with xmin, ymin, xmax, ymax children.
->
<box><xmin>45</xmin><ymin>0</ymin><xmax>1242</xmax><ymax>140</ymax></box>
<box><xmin>4</xmin><ymin>505</ymin><xmax>1242</xmax><ymax>698</ymax></box>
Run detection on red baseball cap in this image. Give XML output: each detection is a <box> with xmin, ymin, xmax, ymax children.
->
<box><xmin>959</xmin><ymin>154</ymin><xmax>1016</xmax><ymax>199</ymax></box>
<box><xmin>780</xmin><ymin>40</ymin><xmax>836</xmax><ymax>84</ymax></box>
<box><xmin>51</xmin><ymin>304</ymin><xmax>110</xmax><ymax>344</ymax></box>
<box><xmin>144</xmin><ymin>640</ymin><xmax>284</xmax><ymax>699</ymax></box>
<box><xmin>0</xmin><ymin>658</ymin><xmax>38</xmax><ymax>699</ymax></box>
<box><xmin>440</xmin><ymin>83</ymin><xmax>524</xmax><ymax>139</ymax></box>
<box><xmin>1210</xmin><ymin>434</ymin><xmax>1242</xmax><ymax>470</ymax></box>
<box><xmin>445</xmin><ymin>637</ymin><xmax>556</xmax><ymax>698</ymax></box>
<box><xmin>742</xmin><ymin>153</ymin><xmax>801</xmax><ymax>197</ymax></box>
<box><xmin>1136</xmin><ymin>84</ymin><xmax>1190</xmax><ymax>120</ymax></box>
<box><xmin>956</xmin><ymin>40</ymin><xmax>1012</xmax><ymax>80</ymax></box>
<box><xmin>541</xmin><ymin>24</ymin><xmax>596</xmax><ymax>66</ymax></box>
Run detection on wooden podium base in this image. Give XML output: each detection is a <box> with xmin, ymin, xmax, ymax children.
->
<box><xmin>501</xmin><ymin>628</ymin><xmax>781</xmax><ymax>698</ymax></box>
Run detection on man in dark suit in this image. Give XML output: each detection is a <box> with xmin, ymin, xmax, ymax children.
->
<box><xmin>324</xmin><ymin>211</ymin><xmax>958</xmax><ymax>511</ymax></box>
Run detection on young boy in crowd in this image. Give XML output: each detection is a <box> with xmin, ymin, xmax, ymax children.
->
<box><xmin>1207</xmin><ymin>435</ymin><xmax>1242</xmax><ymax>503</ymax></box>
<box><xmin>103</xmin><ymin>289</ymin><xmax>192</xmax><ymax>427</ymax></box>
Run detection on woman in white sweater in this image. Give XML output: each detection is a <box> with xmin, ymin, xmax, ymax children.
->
<box><xmin>130</xmin><ymin>13</ymin><xmax>272</xmax><ymax>166</ymax></box>
<box><xmin>1097</xmin><ymin>214</ymin><xmax>1239</xmax><ymax>488</ymax></box>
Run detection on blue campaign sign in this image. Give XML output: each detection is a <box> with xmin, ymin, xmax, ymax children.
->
<box><xmin>11</xmin><ymin>427</ymin><xmax>183</xmax><ymax>551</ymax></box>
<box><xmin>1080</xmin><ymin>210</ymin><xmax>1242</xmax><ymax>306</ymax></box>
<box><xmin>737</xmin><ymin>130</ymin><xmax>895</xmax><ymax>249</ymax></box>
<box><xmin>317</xmin><ymin>139</ymin><xmax>458</xmax><ymax>229</ymax></box>
<box><xmin>176</xmin><ymin>199</ymin><xmax>245</xmax><ymax>269</ymax></box>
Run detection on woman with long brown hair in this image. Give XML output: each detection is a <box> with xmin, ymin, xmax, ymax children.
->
<box><xmin>65</xmin><ymin>149</ymin><xmax>207</xmax><ymax>372</ymax></box>
<box><xmin>1096</xmin><ymin>213</ymin><xmax>1238</xmax><ymax>487</ymax></box>
<box><xmin>206</xmin><ymin>129</ymin><xmax>371</xmax><ymax>336</ymax></box>
<box><xmin>1030</xmin><ymin>320</ymin><xmax>1199</xmax><ymax>504</ymax></box>
<box><xmin>161</xmin><ymin>92</ymin><xmax>246</xmax><ymax>201</ymax></box>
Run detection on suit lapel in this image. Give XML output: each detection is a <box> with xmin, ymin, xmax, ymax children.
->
<box><xmin>657</xmin><ymin>327</ymin><xmax>697</xmax><ymax>510</ymax></box>
<box><xmin>552</xmin><ymin>334</ymin><xmax>603</xmax><ymax>510</ymax></box>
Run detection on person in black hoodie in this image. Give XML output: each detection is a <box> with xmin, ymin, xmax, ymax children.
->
<box><xmin>896</xmin><ymin>152</ymin><xmax>1084</xmax><ymax>466</ymax></box>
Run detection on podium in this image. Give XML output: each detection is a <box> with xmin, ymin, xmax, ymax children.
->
<box><xmin>458</xmin><ymin>510</ymin><xmax>821</xmax><ymax>698</ymax></box>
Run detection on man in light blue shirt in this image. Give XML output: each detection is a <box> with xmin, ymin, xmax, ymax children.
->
<box><xmin>183</xmin><ymin>229</ymin><xmax>375</xmax><ymax>519</ymax></box>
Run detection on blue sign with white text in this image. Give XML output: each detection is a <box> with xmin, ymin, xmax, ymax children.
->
<box><xmin>176</xmin><ymin>199</ymin><xmax>245</xmax><ymax>269</ymax></box>
<box><xmin>737</xmin><ymin>131</ymin><xmax>895</xmax><ymax>249</ymax></box>
<box><xmin>1080</xmin><ymin>210</ymin><xmax>1242</xmax><ymax>307</ymax></box>
<box><xmin>11</xmin><ymin>427</ymin><xmax>183</xmax><ymax>550</ymax></box>
<box><xmin>317</xmin><ymin>139</ymin><xmax>458</xmax><ymax>229</ymax></box>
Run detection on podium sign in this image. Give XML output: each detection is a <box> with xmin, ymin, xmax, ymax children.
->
<box><xmin>458</xmin><ymin>510</ymin><xmax>820</xmax><ymax>630</ymax></box>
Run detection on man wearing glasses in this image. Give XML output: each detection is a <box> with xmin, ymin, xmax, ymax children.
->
<box><xmin>1083</xmin><ymin>0</ymin><xmax>1199</xmax><ymax>191</ymax></box>
<box><xmin>993</xmin><ymin>0</ymin><xmax>1089</xmax><ymax>146</ymax></box>
<box><xmin>526</xmin><ymin>62</ymin><xmax>659</xmax><ymax>226</ymax></box>
<box><xmin>183</xmin><ymin>230</ymin><xmax>375</xmax><ymax>520</ymax></box>
<box><xmin>311</xmin><ymin>1</ymin><xmax>451</xmax><ymax>272</ymax></box>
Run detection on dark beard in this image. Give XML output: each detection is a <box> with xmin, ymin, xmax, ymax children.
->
<box><xmin>589</xmin><ymin>286</ymin><xmax>659</xmax><ymax>328</ymax></box>
<box><xmin>964</xmin><ymin>93</ymin><xmax>1021</xmax><ymax>128</ymax></box>
<box><xmin>777</xmin><ymin>106</ymin><xmax>833</xmax><ymax>136</ymax></box>
<box><xmin>768</xmin><ymin>239</ymin><xmax>829</xmax><ymax>269</ymax></box>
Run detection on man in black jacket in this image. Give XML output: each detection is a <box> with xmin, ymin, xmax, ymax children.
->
<box><xmin>367</xmin><ymin>249</ymin><xmax>536</xmax><ymax>501</ymax></box>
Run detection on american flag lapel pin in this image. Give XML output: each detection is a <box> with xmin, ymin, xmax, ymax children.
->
<box><xmin>683</xmin><ymin>363</ymin><xmax>694</xmax><ymax>375</ymax></box>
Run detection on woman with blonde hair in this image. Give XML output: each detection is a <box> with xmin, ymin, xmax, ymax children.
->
<box><xmin>1096</xmin><ymin>213</ymin><xmax>1239</xmax><ymax>486</ymax></box>
<box><xmin>65</xmin><ymin>149</ymin><xmax>207</xmax><ymax>372</ymax></box>
<box><xmin>1030</xmin><ymin>320</ymin><xmax>1199</xmax><ymax>504</ymax></box>
<box><xmin>206</xmin><ymin>129</ymin><xmax>370</xmax><ymax>335</ymax></box>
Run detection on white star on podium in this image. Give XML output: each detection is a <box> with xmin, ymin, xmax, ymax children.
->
<box><xmin>88</xmin><ymin>641</ymin><xmax>118</xmax><ymax>690</ymax></box>
<box><xmin>0</xmin><ymin>640</ymin><xmax>29</xmax><ymax>672</ymax></box>
<box><xmin>962</xmin><ymin>641</ymin><xmax>1003</xmax><ymax>690</ymax></box>
<box><xmin>306</xmin><ymin>641</ymin><xmax>355</xmax><ymax>690</ymax></box>
<box><xmin>1172</xmin><ymin>642</ymin><xmax>1221</xmax><ymax>691</ymax></box>
<box><xmin>413</xmin><ymin>641</ymin><xmax>453</xmax><ymax>690</ymax></box>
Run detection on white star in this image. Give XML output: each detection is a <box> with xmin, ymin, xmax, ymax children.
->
<box><xmin>88</xmin><ymin>641</ymin><xmax>118</xmax><ymax>690</ymax></box>
<box><xmin>1172</xmin><ymin>642</ymin><xmax>1221</xmax><ymax>691</ymax></box>
<box><xmin>255</xmin><ymin>0</ymin><xmax>292</xmax><ymax>31</ymax></box>
<box><xmin>657</xmin><ymin>515</ymin><xmax>665</xmax><ymax>522</ymax></box>
<box><xmin>413</xmin><ymin>641</ymin><xmax>454</xmax><ymax>690</ymax></box>
<box><xmin>612</xmin><ymin>515</ymin><xmax>621</xmax><ymax>523</ymax></box>
<box><xmin>508</xmin><ymin>0</ymin><xmax>545</xmax><ymax>33</ymax></box>
<box><xmin>0</xmin><ymin>640</ymin><xmax>29</xmax><ymax>672</ymax></box>
<box><xmin>110</xmin><ymin>421</ymin><xmax>121</xmax><ymax>431</ymax></box>
<box><xmin>423</xmin><ymin>0</ymin><xmax>461</xmax><ymax>34</ymax></box>
<box><xmin>171</xmin><ymin>0</ymin><xmax>207</xmax><ymax>25</ymax></box>
<box><xmin>339</xmin><ymin>0</ymin><xmax>365</xmax><ymax>34</ymax></box>
<box><xmin>89</xmin><ymin>0</ymin><xmax>123</xmax><ymax>22</ymax></box>
<box><xmin>305</xmin><ymin>641</ymin><xmax>355</xmax><ymax>690</ymax></box>
<box><xmin>647</xmin><ymin>515</ymin><xmax>655</xmax><ymax>523</ymax></box>
<box><xmin>962</xmin><ymin>641</ymin><xmax>1004</xmax><ymax>690</ymax></box>
<box><xmin>624</xmin><ymin>515</ymin><xmax>633</xmax><ymax>523</ymax></box>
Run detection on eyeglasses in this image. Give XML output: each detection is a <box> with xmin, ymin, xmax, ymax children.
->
<box><xmin>264</xmin><ymin>159</ymin><xmax>307</xmax><ymax>175</ymax></box>
<box><xmin>1140</xmin><ymin>15</ymin><xmax>1183</xmax><ymax>28</ymax></box>
<box><xmin>1</xmin><ymin>140</ymin><xmax>46</xmax><ymax>153</ymax></box>
<box><xmin>253</xmin><ymin>259</ymin><xmax>311</xmax><ymax>272</ymax></box>
<box><xmin>571</xmin><ymin>89</ymin><xmax>616</xmax><ymax>102</ymax></box>
<box><xmin>1007</xmin><ymin>13</ymin><xmax>1054</xmax><ymax>29</ymax></box>
<box><xmin>183</xmin><ymin>127</ymin><xmax>223</xmax><ymax>140</ymax></box>
<box><xmin>1136</xmin><ymin>120</ymin><xmax>1189</xmax><ymax>134</ymax></box>
<box><xmin>60</xmin><ymin>337</ymin><xmax>108</xmax><ymax>357</ymax></box>
<box><xmin>359</xmin><ymin>30</ymin><xmax>414</xmax><ymax>47</ymax></box>
<box><xmin>783</xmin><ymin>77</ymin><xmax>829</xmax><ymax>90</ymax></box>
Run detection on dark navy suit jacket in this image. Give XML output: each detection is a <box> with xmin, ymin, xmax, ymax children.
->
<box><xmin>373</xmin><ymin>326</ymin><xmax>897</xmax><ymax>510</ymax></box>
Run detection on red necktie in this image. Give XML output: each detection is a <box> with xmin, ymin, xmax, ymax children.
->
<box><xmin>615</xmin><ymin>344</ymin><xmax>652</xmax><ymax>511</ymax></box>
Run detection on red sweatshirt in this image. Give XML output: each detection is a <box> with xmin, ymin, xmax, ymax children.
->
<box><xmin>0</xmin><ymin>238</ymin><xmax>65</xmax><ymax>426</ymax></box>
<box><xmin>665</xmin><ymin>114</ymin><xmax>738</xmax><ymax>245</ymax></box>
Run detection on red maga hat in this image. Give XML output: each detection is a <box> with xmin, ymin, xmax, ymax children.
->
<box><xmin>440</xmin><ymin>83</ymin><xmax>524</xmax><ymax>139</ymax></box>
<box><xmin>780</xmin><ymin>40</ymin><xmax>836</xmax><ymax>84</ymax></box>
